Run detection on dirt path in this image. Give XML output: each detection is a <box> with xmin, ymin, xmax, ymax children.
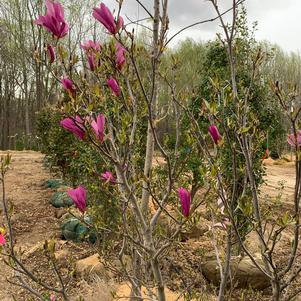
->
<box><xmin>262</xmin><ymin>159</ymin><xmax>295</xmax><ymax>201</ymax></box>
<box><xmin>0</xmin><ymin>151</ymin><xmax>59</xmax><ymax>300</ymax></box>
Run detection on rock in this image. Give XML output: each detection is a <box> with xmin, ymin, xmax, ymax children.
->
<box><xmin>76</xmin><ymin>254</ymin><xmax>110</xmax><ymax>279</ymax></box>
<box><xmin>201</xmin><ymin>256</ymin><xmax>270</xmax><ymax>290</ymax></box>
<box><xmin>23</xmin><ymin>240</ymin><xmax>68</xmax><ymax>259</ymax></box>
<box><xmin>23</xmin><ymin>242</ymin><xmax>44</xmax><ymax>258</ymax></box>
<box><xmin>54</xmin><ymin>208</ymin><xmax>67</xmax><ymax>219</ymax></box>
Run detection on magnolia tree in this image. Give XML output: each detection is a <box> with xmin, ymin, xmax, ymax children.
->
<box><xmin>1</xmin><ymin>0</ymin><xmax>301</xmax><ymax>301</ymax></box>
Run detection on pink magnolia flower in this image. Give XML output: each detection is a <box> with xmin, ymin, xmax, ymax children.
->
<box><xmin>81</xmin><ymin>40</ymin><xmax>101</xmax><ymax>71</ymax></box>
<box><xmin>35</xmin><ymin>0</ymin><xmax>69</xmax><ymax>38</ymax></box>
<box><xmin>208</xmin><ymin>124</ymin><xmax>222</xmax><ymax>145</ymax></box>
<box><xmin>92</xmin><ymin>3</ymin><xmax>123</xmax><ymax>35</ymax></box>
<box><xmin>116</xmin><ymin>15</ymin><xmax>124</xmax><ymax>33</ymax></box>
<box><xmin>101</xmin><ymin>171</ymin><xmax>116</xmax><ymax>184</ymax></box>
<box><xmin>91</xmin><ymin>114</ymin><xmax>105</xmax><ymax>143</ymax></box>
<box><xmin>61</xmin><ymin>77</ymin><xmax>76</xmax><ymax>97</ymax></box>
<box><xmin>67</xmin><ymin>186</ymin><xmax>87</xmax><ymax>213</ymax></box>
<box><xmin>47</xmin><ymin>44</ymin><xmax>55</xmax><ymax>64</ymax></box>
<box><xmin>81</xmin><ymin>40</ymin><xmax>101</xmax><ymax>52</ymax></box>
<box><xmin>87</xmin><ymin>53</ymin><xmax>97</xmax><ymax>71</ymax></box>
<box><xmin>107</xmin><ymin>77</ymin><xmax>121</xmax><ymax>96</ymax></box>
<box><xmin>0</xmin><ymin>233</ymin><xmax>5</xmax><ymax>246</ymax></box>
<box><xmin>287</xmin><ymin>130</ymin><xmax>301</xmax><ymax>146</ymax></box>
<box><xmin>177</xmin><ymin>187</ymin><xmax>191</xmax><ymax>217</ymax></box>
<box><xmin>115</xmin><ymin>42</ymin><xmax>126</xmax><ymax>69</ymax></box>
<box><xmin>50</xmin><ymin>294</ymin><xmax>56</xmax><ymax>301</ymax></box>
<box><xmin>60</xmin><ymin>116</ymin><xmax>85</xmax><ymax>140</ymax></box>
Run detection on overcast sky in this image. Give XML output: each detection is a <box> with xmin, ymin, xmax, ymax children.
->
<box><xmin>102</xmin><ymin>0</ymin><xmax>300</xmax><ymax>53</ymax></box>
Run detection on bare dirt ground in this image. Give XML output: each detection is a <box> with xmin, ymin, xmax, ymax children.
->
<box><xmin>0</xmin><ymin>152</ymin><xmax>190</xmax><ymax>301</ymax></box>
<box><xmin>0</xmin><ymin>151</ymin><xmax>299</xmax><ymax>300</ymax></box>
<box><xmin>0</xmin><ymin>151</ymin><xmax>58</xmax><ymax>300</ymax></box>
<box><xmin>262</xmin><ymin>157</ymin><xmax>295</xmax><ymax>200</ymax></box>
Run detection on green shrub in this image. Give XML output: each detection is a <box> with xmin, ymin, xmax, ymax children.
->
<box><xmin>36</xmin><ymin>106</ymin><xmax>102</xmax><ymax>185</ymax></box>
<box><xmin>36</xmin><ymin>105</ymin><xmax>121</xmax><ymax>246</ymax></box>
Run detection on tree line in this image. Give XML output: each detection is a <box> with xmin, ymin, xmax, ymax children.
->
<box><xmin>0</xmin><ymin>0</ymin><xmax>300</xmax><ymax>150</ymax></box>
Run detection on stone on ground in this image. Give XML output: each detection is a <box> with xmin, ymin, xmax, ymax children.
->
<box><xmin>201</xmin><ymin>255</ymin><xmax>270</xmax><ymax>290</ymax></box>
<box><xmin>76</xmin><ymin>254</ymin><xmax>110</xmax><ymax>279</ymax></box>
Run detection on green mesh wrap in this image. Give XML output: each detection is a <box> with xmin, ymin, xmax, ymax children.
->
<box><xmin>50</xmin><ymin>192</ymin><xmax>73</xmax><ymax>208</ymax></box>
<box><xmin>44</xmin><ymin>179</ymin><xmax>65</xmax><ymax>189</ymax></box>
<box><xmin>61</xmin><ymin>217</ymin><xmax>96</xmax><ymax>243</ymax></box>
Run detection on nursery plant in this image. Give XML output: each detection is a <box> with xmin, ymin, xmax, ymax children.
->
<box><xmin>1</xmin><ymin>1</ymin><xmax>301</xmax><ymax>301</ymax></box>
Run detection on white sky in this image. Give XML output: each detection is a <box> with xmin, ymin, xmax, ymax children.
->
<box><xmin>101</xmin><ymin>0</ymin><xmax>301</xmax><ymax>53</ymax></box>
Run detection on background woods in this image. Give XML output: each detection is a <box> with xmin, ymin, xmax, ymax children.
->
<box><xmin>0</xmin><ymin>0</ymin><xmax>99</xmax><ymax>149</ymax></box>
<box><xmin>0</xmin><ymin>1</ymin><xmax>300</xmax><ymax>153</ymax></box>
